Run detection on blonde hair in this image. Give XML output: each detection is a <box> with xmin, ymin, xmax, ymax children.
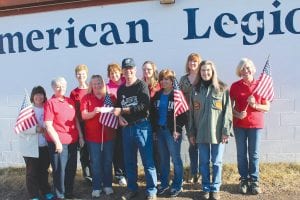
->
<box><xmin>185</xmin><ymin>53</ymin><xmax>202</xmax><ymax>74</ymax></box>
<box><xmin>75</xmin><ymin>64</ymin><xmax>88</xmax><ymax>75</ymax></box>
<box><xmin>236</xmin><ymin>58</ymin><xmax>256</xmax><ymax>77</ymax></box>
<box><xmin>195</xmin><ymin>60</ymin><xmax>226</xmax><ymax>93</ymax></box>
<box><xmin>142</xmin><ymin>61</ymin><xmax>159</xmax><ymax>89</ymax></box>
<box><xmin>88</xmin><ymin>75</ymin><xmax>106</xmax><ymax>95</ymax></box>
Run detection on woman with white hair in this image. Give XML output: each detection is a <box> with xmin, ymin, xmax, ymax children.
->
<box><xmin>44</xmin><ymin>77</ymin><xmax>84</xmax><ymax>199</ymax></box>
<box><xmin>230</xmin><ymin>58</ymin><xmax>270</xmax><ymax>195</ymax></box>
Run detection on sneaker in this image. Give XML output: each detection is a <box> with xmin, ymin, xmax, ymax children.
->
<box><xmin>157</xmin><ymin>185</ymin><xmax>169</xmax><ymax>195</ymax></box>
<box><xmin>146</xmin><ymin>194</ymin><xmax>157</xmax><ymax>200</ymax></box>
<box><xmin>239</xmin><ymin>178</ymin><xmax>249</xmax><ymax>194</ymax></box>
<box><xmin>201</xmin><ymin>191</ymin><xmax>210</xmax><ymax>200</ymax></box>
<box><xmin>44</xmin><ymin>193</ymin><xmax>55</xmax><ymax>200</ymax></box>
<box><xmin>103</xmin><ymin>187</ymin><xmax>114</xmax><ymax>195</ymax></box>
<box><xmin>119</xmin><ymin>176</ymin><xmax>127</xmax><ymax>186</ymax></box>
<box><xmin>211</xmin><ymin>192</ymin><xmax>220</xmax><ymax>200</ymax></box>
<box><xmin>92</xmin><ymin>190</ymin><xmax>101</xmax><ymax>198</ymax></box>
<box><xmin>250</xmin><ymin>181</ymin><xmax>262</xmax><ymax>195</ymax></box>
<box><xmin>121</xmin><ymin>190</ymin><xmax>138</xmax><ymax>200</ymax></box>
<box><xmin>170</xmin><ymin>188</ymin><xmax>182</xmax><ymax>197</ymax></box>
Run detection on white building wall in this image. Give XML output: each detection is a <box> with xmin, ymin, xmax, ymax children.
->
<box><xmin>0</xmin><ymin>0</ymin><xmax>299</xmax><ymax>167</ymax></box>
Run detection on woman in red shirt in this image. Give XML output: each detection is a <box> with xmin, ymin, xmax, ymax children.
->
<box><xmin>81</xmin><ymin>75</ymin><xmax>116</xmax><ymax>198</ymax></box>
<box><xmin>230</xmin><ymin>58</ymin><xmax>270</xmax><ymax>195</ymax></box>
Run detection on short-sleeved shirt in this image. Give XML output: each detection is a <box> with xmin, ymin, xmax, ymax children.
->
<box><xmin>80</xmin><ymin>93</ymin><xmax>115</xmax><ymax>143</ymax></box>
<box><xmin>230</xmin><ymin>79</ymin><xmax>266</xmax><ymax>128</ymax></box>
<box><xmin>44</xmin><ymin>96</ymin><xmax>78</xmax><ymax>144</ymax></box>
<box><xmin>70</xmin><ymin>87</ymin><xmax>88</xmax><ymax>122</ymax></box>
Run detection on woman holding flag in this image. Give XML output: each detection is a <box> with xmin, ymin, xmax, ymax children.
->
<box><xmin>81</xmin><ymin>74</ymin><xmax>116</xmax><ymax>198</ymax></box>
<box><xmin>189</xmin><ymin>60</ymin><xmax>233</xmax><ymax>200</ymax></box>
<box><xmin>150</xmin><ymin>69</ymin><xmax>187</xmax><ymax>197</ymax></box>
<box><xmin>230</xmin><ymin>58</ymin><xmax>271</xmax><ymax>195</ymax></box>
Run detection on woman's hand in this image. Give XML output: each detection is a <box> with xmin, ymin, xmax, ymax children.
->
<box><xmin>237</xmin><ymin>110</ymin><xmax>247</xmax><ymax>119</ymax></box>
<box><xmin>119</xmin><ymin>116</ymin><xmax>128</xmax><ymax>127</ymax></box>
<box><xmin>79</xmin><ymin>137</ymin><xmax>85</xmax><ymax>148</ymax></box>
<box><xmin>189</xmin><ymin>135</ymin><xmax>196</xmax><ymax>145</ymax></box>
<box><xmin>222</xmin><ymin>135</ymin><xmax>229</xmax><ymax>144</ymax></box>
<box><xmin>247</xmin><ymin>95</ymin><xmax>256</xmax><ymax>108</ymax></box>
<box><xmin>173</xmin><ymin>132</ymin><xmax>181</xmax><ymax>142</ymax></box>
<box><xmin>55</xmin><ymin>140</ymin><xmax>63</xmax><ymax>153</ymax></box>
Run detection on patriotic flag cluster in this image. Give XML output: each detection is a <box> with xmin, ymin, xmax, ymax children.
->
<box><xmin>14</xmin><ymin>92</ymin><xmax>37</xmax><ymax>134</ymax></box>
<box><xmin>99</xmin><ymin>93</ymin><xmax>119</xmax><ymax>129</ymax></box>
<box><xmin>173</xmin><ymin>79</ymin><xmax>189</xmax><ymax>117</ymax></box>
<box><xmin>253</xmin><ymin>58</ymin><xmax>274</xmax><ymax>102</ymax></box>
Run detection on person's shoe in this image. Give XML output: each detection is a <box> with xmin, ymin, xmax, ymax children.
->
<box><xmin>121</xmin><ymin>190</ymin><xmax>138</xmax><ymax>200</ymax></box>
<box><xmin>146</xmin><ymin>194</ymin><xmax>157</xmax><ymax>200</ymax></box>
<box><xmin>91</xmin><ymin>190</ymin><xmax>101</xmax><ymax>198</ymax></box>
<box><xmin>239</xmin><ymin>178</ymin><xmax>249</xmax><ymax>194</ymax></box>
<box><xmin>170</xmin><ymin>188</ymin><xmax>182</xmax><ymax>197</ymax></box>
<box><xmin>85</xmin><ymin>176</ymin><xmax>92</xmax><ymax>183</ymax></box>
<box><xmin>157</xmin><ymin>185</ymin><xmax>169</xmax><ymax>195</ymax></box>
<box><xmin>31</xmin><ymin>198</ymin><xmax>39</xmax><ymax>200</ymax></box>
<box><xmin>201</xmin><ymin>191</ymin><xmax>210</xmax><ymax>200</ymax></box>
<box><xmin>44</xmin><ymin>193</ymin><xmax>55</xmax><ymax>200</ymax></box>
<box><xmin>250</xmin><ymin>181</ymin><xmax>262</xmax><ymax>195</ymax></box>
<box><xmin>103</xmin><ymin>187</ymin><xmax>114</xmax><ymax>195</ymax></box>
<box><xmin>118</xmin><ymin>176</ymin><xmax>127</xmax><ymax>186</ymax></box>
<box><xmin>211</xmin><ymin>192</ymin><xmax>220</xmax><ymax>200</ymax></box>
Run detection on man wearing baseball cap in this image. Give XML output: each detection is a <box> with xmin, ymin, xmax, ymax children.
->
<box><xmin>114</xmin><ymin>58</ymin><xmax>157</xmax><ymax>200</ymax></box>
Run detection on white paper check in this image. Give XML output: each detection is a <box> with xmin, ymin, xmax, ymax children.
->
<box><xmin>99</xmin><ymin>107</ymin><xmax>114</xmax><ymax>113</ymax></box>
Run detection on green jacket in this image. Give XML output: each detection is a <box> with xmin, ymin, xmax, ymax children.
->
<box><xmin>189</xmin><ymin>84</ymin><xmax>233</xmax><ymax>144</ymax></box>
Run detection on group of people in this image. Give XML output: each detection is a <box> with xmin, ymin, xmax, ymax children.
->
<box><xmin>19</xmin><ymin>54</ymin><xmax>270</xmax><ymax>200</ymax></box>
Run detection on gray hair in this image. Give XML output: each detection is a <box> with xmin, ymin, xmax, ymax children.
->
<box><xmin>51</xmin><ymin>77</ymin><xmax>67</xmax><ymax>88</ymax></box>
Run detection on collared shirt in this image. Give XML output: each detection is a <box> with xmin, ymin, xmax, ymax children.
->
<box><xmin>80</xmin><ymin>93</ymin><xmax>115</xmax><ymax>143</ymax></box>
<box><xmin>44</xmin><ymin>96</ymin><xmax>78</xmax><ymax>144</ymax></box>
<box><xmin>230</xmin><ymin>79</ymin><xmax>266</xmax><ymax>128</ymax></box>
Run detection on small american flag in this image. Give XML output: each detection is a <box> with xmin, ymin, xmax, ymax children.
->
<box><xmin>253</xmin><ymin>58</ymin><xmax>274</xmax><ymax>102</ymax></box>
<box><xmin>174</xmin><ymin>79</ymin><xmax>189</xmax><ymax>117</ymax></box>
<box><xmin>99</xmin><ymin>93</ymin><xmax>118</xmax><ymax>129</ymax></box>
<box><xmin>14</xmin><ymin>92</ymin><xmax>37</xmax><ymax>134</ymax></box>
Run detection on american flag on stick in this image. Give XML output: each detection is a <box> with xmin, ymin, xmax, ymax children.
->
<box><xmin>99</xmin><ymin>93</ymin><xmax>118</xmax><ymax>129</ymax></box>
<box><xmin>14</xmin><ymin>92</ymin><xmax>37</xmax><ymax>134</ymax></box>
<box><xmin>252</xmin><ymin>57</ymin><xmax>274</xmax><ymax>102</ymax></box>
<box><xmin>173</xmin><ymin>78</ymin><xmax>189</xmax><ymax>117</ymax></box>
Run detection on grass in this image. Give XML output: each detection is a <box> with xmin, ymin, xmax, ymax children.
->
<box><xmin>0</xmin><ymin>163</ymin><xmax>299</xmax><ymax>199</ymax></box>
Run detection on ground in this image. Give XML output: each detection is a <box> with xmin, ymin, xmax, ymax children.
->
<box><xmin>0</xmin><ymin>163</ymin><xmax>299</xmax><ymax>200</ymax></box>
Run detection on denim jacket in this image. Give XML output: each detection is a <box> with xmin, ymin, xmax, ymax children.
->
<box><xmin>189</xmin><ymin>84</ymin><xmax>233</xmax><ymax>144</ymax></box>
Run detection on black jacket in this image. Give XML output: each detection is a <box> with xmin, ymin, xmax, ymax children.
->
<box><xmin>150</xmin><ymin>89</ymin><xmax>187</xmax><ymax>135</ymax></box>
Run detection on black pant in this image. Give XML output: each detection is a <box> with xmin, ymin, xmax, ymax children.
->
<box><xmin>23</xmin><ymin>147</ymin><xmax>51</xmax><ymax>199</ymax></box>
<box><xmin>80</xmin><ymin>143</ymin><xmax>92</xmax><ymax>177</ymax></box>
<box><xmin>113</xmin><ymin>128</ymin><xmax>126</xmax><ymax>178</ymax></box>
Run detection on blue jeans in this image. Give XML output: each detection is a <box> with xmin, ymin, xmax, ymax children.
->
<box><xmin>198</xmin><ymin>143</ymin><xmax>225</xmax><ymax>192</ymax></box>
<box><xmin>189</xmin><ymin>141</ymin><xmax>199</xmax><ymax>176</ymax></box>
<box><xmin>88</xmin><ymin>140</ymin><xmax>115</xmax><ymax>190</ymax></box>
<box><xmin>122</xmin><ymin>120</ymin><xmax>157</xmax><ymax>196</ymax></box>
<box><xmin>234</xmin><ymin>127</ymin><xmax>261</xmax><ymax>182</ymax></box>
<box><xmin>157</xmin><ymin>127</ymin><xmax>183</xmax><ymax>191</ymax></box>
<box><xmin>48</xmin><ymin>142</ymin><xmax>78</xmax><ymax>198</ymax></box>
